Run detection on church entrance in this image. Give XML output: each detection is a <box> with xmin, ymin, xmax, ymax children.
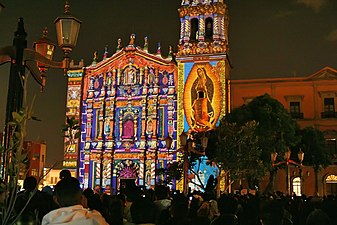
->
<box><xmin>119</xmin><ymin>178</ymin><xmax>136</xmax><ymax>190</ymax></box>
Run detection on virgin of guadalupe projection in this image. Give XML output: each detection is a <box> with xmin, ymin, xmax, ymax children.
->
<box><xmin>191</xmin><ymin>67</ymin><xmax>214</xmax><ymax>130</ymax></box>
<box><xmin>183</xmin><ymin>63</ymin><xmax>222</xmax><ymax>132</ymax></box>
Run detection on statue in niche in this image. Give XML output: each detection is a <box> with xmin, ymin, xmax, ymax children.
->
<box><xmin>146</xmin><ymin>119</ymin><xmax>153</xmax><ymax>134</ymax></box>
<box><xmin>122</xmin><ymin>119</ymin><xmax>134</xmax><ymax>139</ymax></box>
<box><xmin>148</xmin><ymin>68</ymin><xmax>155</xmax><ymax>84</ymax></box>
<box><xmin>124</xmin><ymin>67</ymin><xmax>136</xmax><ymax>85</ymax></box>
<box><xmin>191</xmin><ymin>67</ymin><xmax>214</xmax><ymax>130</ymax></box>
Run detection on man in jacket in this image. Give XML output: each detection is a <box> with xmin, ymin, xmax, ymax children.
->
<box><xmin>42</xmin><ymin>177</ymin><xmax>108</xmax><ymax>225</ymax></box>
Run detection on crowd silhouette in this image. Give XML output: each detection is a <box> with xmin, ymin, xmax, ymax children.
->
<box><xmin>6</xmin><ymin>171</ymin><xmax>337</xmax><ymax>225</ymax></box>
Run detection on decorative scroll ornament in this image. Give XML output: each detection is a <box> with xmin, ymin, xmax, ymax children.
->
<box><xmin>178</xmin><ymin>3</ymin><xmax>226</xmax><ymax>17</ymax></box>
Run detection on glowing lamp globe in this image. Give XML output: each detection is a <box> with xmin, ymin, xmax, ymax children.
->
<box><xmin>33</xmin><ymin>28</ymin><xmax>55</xmax><ymax>69</ymax></box>
<box><xmin>54</xmin><ymin>1</ymin><xmax>81</xmax><ymax>54</ymax></box>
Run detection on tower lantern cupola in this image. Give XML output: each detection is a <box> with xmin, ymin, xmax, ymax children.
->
<box><xmin>177</xmin><ymin>0</ymin><xmax>229</xmax><ymax>56</ymax></box>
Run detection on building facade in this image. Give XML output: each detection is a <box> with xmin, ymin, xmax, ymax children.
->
<box><xmin>231</xmin><ymin>67</ymin><xmax>337</xmax><ymax>196</ymax></box>
<box><xmin>23</xmin><ymin>141</ymin><xmax>46</xmax><ymax>182</ymax></box>
<box><xmin>64</xmin><ymin>0</ymin><xmax>231</xmax><ymax>191</ymax></box>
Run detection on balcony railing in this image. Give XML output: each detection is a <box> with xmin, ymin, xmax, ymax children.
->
<box><xmin>290</xmin><ymin>112</ymin><xmax>304</xmax><ymax>119</ymax></box>
<box><xmin>321</xmin><ymin>111</ymin><xmax>337</xmax><ymax>118</ymax></box>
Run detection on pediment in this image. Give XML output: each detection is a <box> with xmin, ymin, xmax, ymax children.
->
<box><xmin>307</xmin><ymin>67</ymin><xmax>337</xmax><ymax>81</ymax></box>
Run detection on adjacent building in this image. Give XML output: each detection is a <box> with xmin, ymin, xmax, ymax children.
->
<box><xmin>231</xmin><ymin>67</ymin><xmax>337</xmax><ymax>196</ymax></box>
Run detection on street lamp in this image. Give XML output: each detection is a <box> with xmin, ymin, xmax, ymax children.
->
<box><xmin>271</xmin><ymin>148</ymin><xmax>304</xmax><ymax>195</ymax></box>
<box><xmin>0</xmin><ymin>1</ymin><xmax>81</xmax><ymax>178</ymax></box>
<box><xmin>54</xmin><ymin>1</ymin><xmax>81</xmax><ymax>74</ymax></box>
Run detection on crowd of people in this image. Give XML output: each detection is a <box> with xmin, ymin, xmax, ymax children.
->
<box><xmin>7</xmin><ymin>170</ymin><xmax>337</xmax><ymax>225</ymax></box>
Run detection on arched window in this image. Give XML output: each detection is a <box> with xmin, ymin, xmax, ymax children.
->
<box><xmin>292</xmin><ymin>177</ymin><xmax>301</xmax><ymax>196</ymax></box>
<box><xmin>325</xmin><ymin>174</ymin><xmax>337</xmax><ymax>195</ymax></box>
<box><xmin>190</xmin><ymin>18</ymin><xmax>199</xmax><ymax>41</ymax></box>
<box><xmin>205</xmin><ymin>17</ymin><xmax>213</xmax><ymax>40</ymax></box>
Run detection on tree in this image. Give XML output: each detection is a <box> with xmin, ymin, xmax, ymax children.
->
<box><xmin>205</xmin><ymin>120</ymin><xmax>263</xmax><ymax>191</ymax></box>
<box><xmin>298</xmin><ymin>127</ymin><xmax>331</xmax><ymax>194</ymax></box>
<box><xmin>157</xmin><ymin>132</ymin><xmax>211</xmax><ymax>191</ymax></box>
<box><xmin>226</xmin><ymin>94</ymin><xmax>300</xmax><ymax>193</ymax></box>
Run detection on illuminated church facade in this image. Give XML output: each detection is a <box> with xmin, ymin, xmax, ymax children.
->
<box><xmin>64</xmin><ymin>0</ymin><xmax>230</xmax><ymax>190</ymax></box>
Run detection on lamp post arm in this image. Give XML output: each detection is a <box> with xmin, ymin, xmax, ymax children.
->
<box><xmin>23</xmin><ymin>48</ymin><xmax>63</xmax><ymax>68</ymax></box>
<box><xmin>288</xmin><ymin>159</ymin><xmax>302</xmax><ymax>167</ymax></box>
<box><xmin>0</xmin><ymin>46</ymin><xmax>15</xmax><ymax>66</ymax></box>
<box><xmin>272</xmin><ymin>161</ymin><xmax>286</xmax><ymax>167</ymax></box>
<box><xmin>25</xmin><ymin>60</ymin><xmax>44</xmax><ymax>86</ymax></box>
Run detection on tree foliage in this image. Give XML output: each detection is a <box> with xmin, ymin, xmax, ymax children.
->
<box><xmin>226</xmin><ymin>94</ymin><xmax>300</xmax><ymax>169</ymax></box>
<box><xmin>298</xmin><ymin>127</ymin><xmax>331</xmax><ymax>171</ymax></box>
<box><xmin>205</xmin><ymin>120</ymin><xmax>264</xmax><ymax>188</ymax></box>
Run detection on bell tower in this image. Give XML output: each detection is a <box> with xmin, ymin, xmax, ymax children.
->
<box><xmin>176</xmin><ymin>0</ymin><xmax>231</xmax><ymax>135</ymax></box>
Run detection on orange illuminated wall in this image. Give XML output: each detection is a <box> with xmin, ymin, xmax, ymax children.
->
<box><xmin>231</xmin><ymin>67</ymin><xmax>337</xmax><ymax>132</ymax></box>
<box><xmin>231</xmin><ymin>66</ymin><xmax>337</xmax><ymax>196</ymax></box>
<box><xmin>24</xmin><ymin>141</ymin><xmax>46</xmax><ymax>181</ymax></box>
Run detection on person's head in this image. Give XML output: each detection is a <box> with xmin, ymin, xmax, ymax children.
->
<box><xmin>259</xmin><ymin>199</ymin><xmax>284</xmax><ymax>225</ymax></box>
<box><xmin>155</xmin><ymin>185</ymin><xmax>169</xmax><ymax>200</ymax></box>
<box><xmin>130</xmin><ymin>197</ymin><xmax>155</xmax><ymax>224</ymax></box>
<box><xmin>170</xmin><ymin>194</ymin><xmax>189</xmax><ymax>219</ymax></box>
<box><xmin>54</xmin><ymin>177</ymin><xmax>82</xmax><ymax>207</ymax></box>
<box><xmin>59</xmin><ymin>169</ymin><xmax>71</xmax><ymax>180</ymax></box>
<box><xmin>217</xmin><ymin>195</ymin><xmax>238</xmax><ymax>215</ymax></box>
<box><xmin>23</xmin><ymin>176</ymin><xmax>37</xmax><ymax>191</ymax></box>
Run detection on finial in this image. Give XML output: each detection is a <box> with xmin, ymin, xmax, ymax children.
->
<box><xmin>64</xmin><ymin>1</ymin><xmax>70</xmax><ymax>14</ymax></box>
<box><xmin>143</xmin><ymin>36</ymin><xmax>148</xmax><ymax>52</ymax></box>
<box><xmin>92</xmin><ymin>51</ymin><xmax>97</xmax><ymax>65</ymax></box>
<box><xmin>129</xmin><ymin>34</ymin><xmax>135</xmax><ymax>46</ymax></box>
<box><xmin>116</xmin><ymin>38</ymin><xmax>121</xmax><ymax>52</ymax></box>
<box><xmin>42</xmin><ymin>27</ymin><xmax>48</xmax><ymax>38</ymax></box>
<box><xmin>168</xmin><ymin>45</ymin><xmax>173</xmax><ymax>59</ymax></box>
<box><xmin>157</xmin><ymin>42</ymin><xmax>161</xmax><ymax>55</ymax></box>
<box><xmin>103</xmin><ymin>45</ymin><xmax>108</xmax><ymax>60</ymax></box>
<box><xmin>16</xmin><ymin>17</ymin><xmax>27</xmax><ymax>36</ymax></box>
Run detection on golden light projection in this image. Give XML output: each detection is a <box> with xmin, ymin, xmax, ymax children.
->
<box><xmin>183</xmin><ymin>63</ymin><xmax>222</xmax><ymax>132</ymax></box>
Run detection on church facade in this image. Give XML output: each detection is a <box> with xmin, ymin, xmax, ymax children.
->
<box><xmin>64</xmin><ymin>0</ymin><xmax>231</xmax><ymax>191</ymax></box>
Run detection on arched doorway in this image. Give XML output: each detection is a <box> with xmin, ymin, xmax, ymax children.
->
<box><xmin>292</xmin><ymin>177</ymin><xmax>302</xmax><ymax>196</ymax></box>
<box><xmin>325</xmin><ymin>174</ymin><xmax>337</xmax><ymax>195</ymax></box>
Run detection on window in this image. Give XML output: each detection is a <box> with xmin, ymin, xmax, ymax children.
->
<box><xmin>324</xmin><ymin>98</ymin><xmax>335</xmax><ymax>112</ymax></box>
<box><xmin>322</xmin><ymin>98</ymin><xmax>336</xmax><ymax>118</ymax></box>
<box><xmin>205</xmin><ymin>17</ymin><xmax>213</xmax><ymax>40</ymax></box>
<box><xmin>289</xmin><ymin>101</ymin><xmax>303</xmax><ymax>119</ymax></box>
<box><xmin>190</xmin><ymin>18</ymin><xmax>199</xmax><ymax>41</ymax></box>
<box><xmin>284</xmin><ymin>96</ymin><xmax>304</xmax><ymax>119</ymax></box>
<box><xmin>292</xmin><ymin>177</ymin><xmax>301</xmax><ymax>196</ymax></box>
<box><xmin>326</xmin><ymin>139</ymin><xmax>337</xmax><ymax>155</ymax></box>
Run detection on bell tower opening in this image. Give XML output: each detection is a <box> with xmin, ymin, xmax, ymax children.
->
<box><xmin>205</xmin><ymin>17</ymin><xmax>213</xmax><ymax>41</ymax></box>
<box><xmin>190</xmin><ymin>18</ymin><xmax>199</xmax><ymax>41</ymax></box>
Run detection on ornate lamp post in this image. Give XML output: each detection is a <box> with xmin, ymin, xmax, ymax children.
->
<box><xmin>0</xmin><ymin>1</ymin><xmax>81</xmax><ymax>178</ymax></box>
<box><xmin>271</xmin><ymin>148</ymin><xmax>304</xmax><ymax>195</ymax></box>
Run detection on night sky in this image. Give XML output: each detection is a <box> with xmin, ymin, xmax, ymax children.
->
<box><xmin>0</xmin><ymin>0</ymin><xmax>336</xmax><ymax>166</ymax></box>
